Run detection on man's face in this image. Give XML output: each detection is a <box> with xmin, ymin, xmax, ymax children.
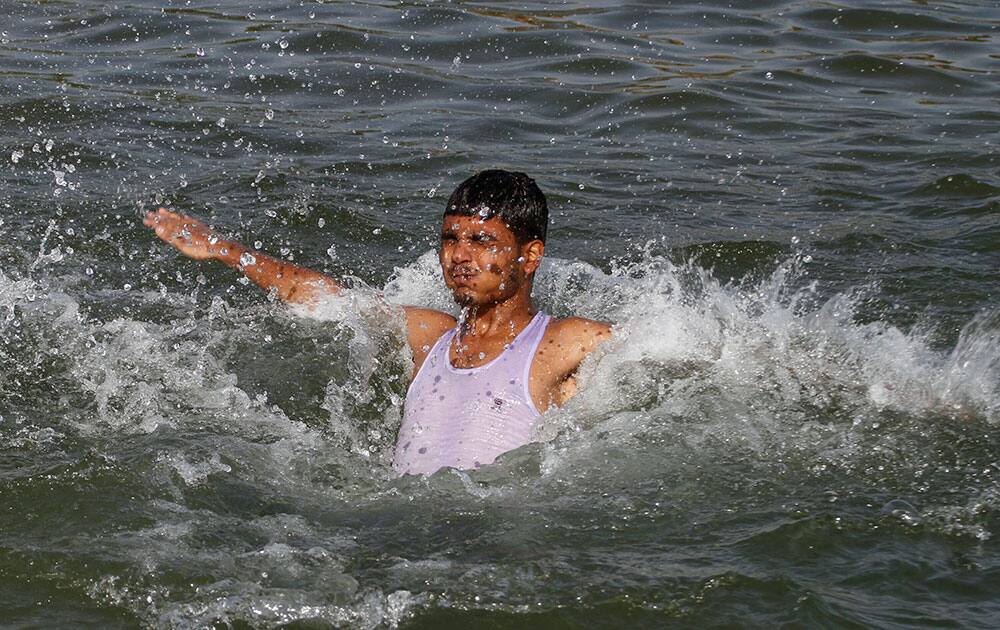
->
<box><xmin>439</xmin><ymin>214</ymin><xmax>540</xmax><ymax>307</ymax></box>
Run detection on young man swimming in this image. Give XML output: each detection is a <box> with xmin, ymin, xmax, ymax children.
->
<box><xmin>144</xmin><ymin>169</ymin><xmax>612</xmax><ymax>475</ymax></box>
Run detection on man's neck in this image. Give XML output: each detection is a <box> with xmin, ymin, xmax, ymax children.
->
<box><xmin>459</xmin><ymin>292</ymin><xmax>536</xmax><ymax>341</ymax></box>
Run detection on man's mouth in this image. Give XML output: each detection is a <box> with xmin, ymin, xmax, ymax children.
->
<box><xmin>449</xmin><ymin>268</ymin><xmax>478</xmax><ymax>284</ymax></box>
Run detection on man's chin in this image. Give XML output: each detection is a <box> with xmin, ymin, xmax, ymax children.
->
<box><xmin>450</xmin><ymin>286</ymin><xmax>496</xmax><ymax>307</ymax></box>
<box><xmin>451</xmin><ymin>291</ymin><xmax>476</xmax><ymax>307</ymax></box>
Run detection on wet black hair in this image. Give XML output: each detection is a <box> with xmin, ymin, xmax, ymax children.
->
<box><xmin>444</xmin><ymin>169</ymin><xmax>548</xmax><ymax>243</ymax></box>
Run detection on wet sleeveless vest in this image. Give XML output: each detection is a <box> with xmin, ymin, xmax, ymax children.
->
<box><xmin>393</xmin><ymin>312</ymin><xmax>551</xmax><ymax>475</ymax></box>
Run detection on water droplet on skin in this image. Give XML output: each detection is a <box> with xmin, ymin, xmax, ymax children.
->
<box><xmin>240</xmin><ymin>252</ymin><xmax>257</xmax><ymax>266</ymax></box>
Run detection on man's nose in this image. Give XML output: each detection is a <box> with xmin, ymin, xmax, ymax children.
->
<box><xmin>450</xmin><ymin>238</ymin><xmax>473</xmax><ymax>263</ymax></box>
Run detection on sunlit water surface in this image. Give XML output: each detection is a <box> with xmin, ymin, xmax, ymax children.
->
<box><xmin>1</xmin><ymin>1</ymin><xmax>998</xmax><ymax>627</ymax></box>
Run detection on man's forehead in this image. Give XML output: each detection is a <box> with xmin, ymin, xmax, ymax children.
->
<box><xmin>441</xmin><ymin>214</ymin><xmax>511</xmax><ymax>234</ymax></box>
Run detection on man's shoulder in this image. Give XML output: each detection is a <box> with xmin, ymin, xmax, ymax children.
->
<box><xmin>404</xmin><ymin>306</ymin><xmax>457</xmax><ymax>327</ymax></box>
<box><xmin>543</xmin><ymin>315</ymin><xmax>613</xmax><ymax>358</ymax></box>
<box><xmin>403</xmin><ymin>307</ymin><xmax>458</xmax><ymax>370</ymax></box>
<box><xmin>547</xmin><ymin>315</ymin><xmax>613</xmax><ymax>340</ymax></box>
<box><xmin>403</xmin><ymin>307</ymin><xmax>458</xmax><ymax>340</ymax></box>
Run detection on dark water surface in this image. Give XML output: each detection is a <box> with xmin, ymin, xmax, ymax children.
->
<box><xmin>1</xmin><ymin>1</ymin><xmax>998</xmax><ymax>627</ymax></box>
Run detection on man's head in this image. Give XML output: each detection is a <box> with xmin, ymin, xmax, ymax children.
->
<box><xmin>439</xmin><ymin>170</ymin><xmax>548</xmax><ymax>308</ymax></box>
<box><xmin>443</xmin><ymin>169</ymin><xmax>548</xmax><ymax>244</ymax></box>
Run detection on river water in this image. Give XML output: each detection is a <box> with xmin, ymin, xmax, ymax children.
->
<box><xmin>1</xmin><ymin>1</ymin><xmax>998</xmax><ymax>627</ymax></box>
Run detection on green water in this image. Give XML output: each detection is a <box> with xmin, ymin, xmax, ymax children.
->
<box><xmin>1</xmin><ymin>1</ymin><xmax>998</xmax><ymax>627</ymax></box>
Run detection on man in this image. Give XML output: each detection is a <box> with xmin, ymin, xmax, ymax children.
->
<box><xmin>145</xmin><ymin>170</ymin><xmax>611</xmax><ymax>475</ymax></box>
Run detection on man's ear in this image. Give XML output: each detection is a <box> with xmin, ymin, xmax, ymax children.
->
<box><xmin>522</xmin><ymin>240</ymin><xmax>544</xmax><ymax>275</ymax></box>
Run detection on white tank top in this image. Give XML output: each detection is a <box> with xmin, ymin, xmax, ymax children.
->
<box><xmin>393</xmin><ymin>312</ymin><xmax>551</xmax><ymax>475</ymax></box>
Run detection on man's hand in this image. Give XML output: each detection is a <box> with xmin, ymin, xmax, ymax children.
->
<box><xmin>144</xmin><ymin>207</ymin><xmax>226</xmax><ymax>261</ymax></box>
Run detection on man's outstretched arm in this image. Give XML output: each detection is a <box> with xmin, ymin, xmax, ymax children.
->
<box><xmin>145</xmin><ymin>207</ymin><xmax>457</xmax><ymax>368</ymax></box>
<box><xmin>144</xmin><ymin>207</ymin><xmax>339</xmax><ymax>305</ymax></box>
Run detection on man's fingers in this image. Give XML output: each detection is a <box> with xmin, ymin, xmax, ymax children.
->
<box><xmin>144</xmin><ymin>208</ymin><xmax>171</xmax><ymax>227</ymax></box>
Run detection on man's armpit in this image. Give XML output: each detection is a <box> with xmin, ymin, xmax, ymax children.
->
<box><xmin>557</xmin><ymin>374</ymin><xmax>579</xmax><ymax>406</ymax></box>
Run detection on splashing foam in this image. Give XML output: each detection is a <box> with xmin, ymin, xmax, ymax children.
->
<box><xmin>596</xmin><ymin>255</ymin><xmax>993</xmax><ymax>419</ymax></box>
